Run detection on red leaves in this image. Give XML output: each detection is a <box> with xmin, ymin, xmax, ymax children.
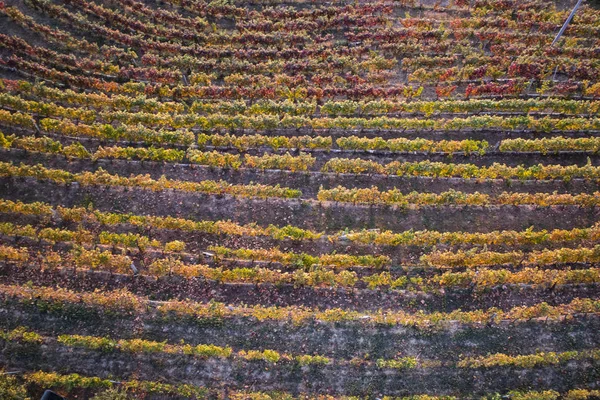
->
<box><xmin>508</xmin><ymin>62</ymin><xmax>542</xmax><ymax>79</ymax></box>
<box><xmin>469</xmin><ymin>66</ymin><xmax>489</xmax><ymax>80</ymax></box>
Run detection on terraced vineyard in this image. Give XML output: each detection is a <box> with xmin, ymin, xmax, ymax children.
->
<box><xmin>1</xmin><ymin>0</ymin><xmax>600</xmax><ymax>398</ymax></box>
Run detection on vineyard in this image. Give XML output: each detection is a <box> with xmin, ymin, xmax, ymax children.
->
<box><xmin>0</xmin><ymin>0</ymin><xmax>600</xmax><ymax>398</ymax></box>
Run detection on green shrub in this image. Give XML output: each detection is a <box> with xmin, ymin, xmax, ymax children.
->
<box><xmin>0</xmin><ymin>373</ymin><xmax>30</xmax><ymax>400</ymax></box>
